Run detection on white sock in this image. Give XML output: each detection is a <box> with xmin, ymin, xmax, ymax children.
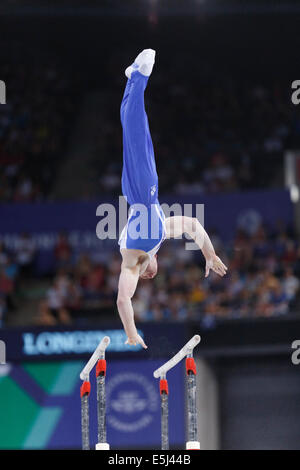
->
<box><xmin>125</xmin><ymin>49</ymin><xmax>156</xmax><ymax>79</ymax></box>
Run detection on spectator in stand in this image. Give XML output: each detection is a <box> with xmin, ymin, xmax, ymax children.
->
<box><xmin>282</xmin><ymin>267</ymin><xmax>299</xmax><ymax>302</ymax></box>
<box><xmin>0</xmin><ymin>242</ymin><xmax>9</xmax><ymax>267</ymax></box>
<box><xmin>54</xmin><ymin>232</ymin><xmax>72</xmax><ymax>270</ymax></box>
<box><xmin>45</xmin><ymin>277</ymin><xmax>72</xmax><ymax>324</ymax></box>
<box><xmin>83</xmin><ymin>263</ymin><xmax>105</xmax><ymax>300</ymax></box>
<box><xmin>0</xmin><ymin>296</ymin><xmax>7</xmax><ymax>327</ymax></box>
<box><xmin>0</xmin><ymin>266</ymin><xmax>14</xmax><ymax>311</ymax></box>
<box><xmin>35</xmin><ymin>300</ymin><xmax>58</xmax><ymax>326</ymax></box>
<box><xmin>3</xmin><ymin>256</ymin><xmax>19</xmax><ymax>286</ymax></box>
<box><xmin>202</xmin><ymin>153</ymin><xmax>237</xmax><ymax>193</ymax></box>
<box><xmin>268</xmin><ymin>284</ymin><xmax>289</xmax><ymax>316</ymax></box>
<box><xmin>14</xmin><ymin>233</ymin><xmax>36</xmax><ymax>278</ymax></box>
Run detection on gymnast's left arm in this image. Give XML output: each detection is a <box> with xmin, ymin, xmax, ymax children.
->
<box><xmin>117</xmin><ymin>263</ymin><xmax>148</xmax><ymax>349</ymax></box>
<box><xmin>165</xmin><ymin>216</ymin><xmax>228</xmax><ymax>277</ymax></box>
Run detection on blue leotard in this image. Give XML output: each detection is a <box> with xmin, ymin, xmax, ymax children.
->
<box><xmin>119</xmin><ymin>71</ymin><xmax>166</xmax><ymax>257</ymax></box>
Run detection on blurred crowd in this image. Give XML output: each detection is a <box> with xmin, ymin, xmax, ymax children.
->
<box><xmin>0</xmin><ymin>59</ymin><xmax>76</xmax><ymax>202</ymax></box>
<box><xmin>1</xmin><ymin>38</ymin><xmax>300</xmax><ymax>328</ymax></box>
<box><xmin>34</xmin><ymin>223</ymin><xmax>300</xmax><ymax>325</ymax></box>
<box><xmin>131</xmin><ymin>224</ymin><xmax>300</xmax><ymax>323</ymax></box>
<box><xmin>93</xmin><ymin>60</ymin><xmax>300</xmax><ymax>196</ymax></box>
<box><xmin>0</xmin><ymin>234</ymin><xmax>36</xmax><ymax>326</ymax></box>
<box><xmin>2</xmin><ymin>45</ymin><xmax>300</xmax><ymax>203</ymax></box>
<box><xmin>1</xmin><ymin>222</ymin><xmax>300</xmax><ymax>327</ymax></box>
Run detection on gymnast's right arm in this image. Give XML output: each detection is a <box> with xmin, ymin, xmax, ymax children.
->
<box><xmin>165</xmin><ymin>216</ymin><xmax>227</xmax><ymax>278</ymax></box>
<box><xmin>117</xmin><ymin>262</ymin><xmax>148</xmax><ymax>349</ymax></box>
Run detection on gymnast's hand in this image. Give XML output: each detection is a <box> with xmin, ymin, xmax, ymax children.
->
<box><xmin>205</xmin><ymin>254</ymin><xmax>228</xmax><ymax>278</ymax></box>
<box><xmin>125</xmin><ymin>333</ymin><xmax>148</xmax><ymax>349</ymax></box>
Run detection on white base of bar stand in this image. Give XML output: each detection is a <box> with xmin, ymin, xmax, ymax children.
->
<box><xmin>95</xmin><ymin>442</ymin><xmax>110</xmax><ymax>450</ymax></box>
<box><xmin>186</xmin><ymin>441</ymin><xmax>200</xmax><ymax>450</ymax></box>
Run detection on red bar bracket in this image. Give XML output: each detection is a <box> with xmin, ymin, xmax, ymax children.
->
<box><xmin>160</xmin><ymin>378</ymin><xmax>169</xmax><ymax>395</ymax></box>
<box><xmin>186</xmin><ymin>357</ymin><xmax>197</xmax><ymax>375</ymax></box>
<box><xmin>80</xmin><ymin>381</ymin><xmax>91</xmax><ymax>397</ymax></box>
<box><xmin>96</xmin><ymin>359</ymin><xmax>107</xmax><ymax>377</ymax></box>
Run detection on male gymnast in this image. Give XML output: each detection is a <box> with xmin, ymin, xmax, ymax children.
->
<box><xmin>117</xmin><ymin>49</ymin><xmax>227</xmax><ymax>349</ymax></box>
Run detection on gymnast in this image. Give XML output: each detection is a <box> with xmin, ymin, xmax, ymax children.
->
<box><xmin>117</xmin><ymin>49</ymin><xmax>227</xmax><ymax>348</ymax></box>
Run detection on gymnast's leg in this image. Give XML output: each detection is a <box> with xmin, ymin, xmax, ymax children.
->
<box><xmin>120</xmin><ymin>49</ymin><xmax>158</xmax><ymax>207</ymax></box>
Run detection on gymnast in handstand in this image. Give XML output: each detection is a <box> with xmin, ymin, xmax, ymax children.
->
<box><xmin>118</xmin><ymin>49</ymin><xmax>227</xmax><ymax>349</ymax></box>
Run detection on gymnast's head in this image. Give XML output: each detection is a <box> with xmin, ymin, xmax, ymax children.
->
<box><xmin>140</xmin><ymin>254</ymin><xmax>157</xmax><ymax>279</ymax></box>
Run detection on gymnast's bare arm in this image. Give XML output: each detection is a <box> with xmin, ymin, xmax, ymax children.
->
<box><xmin>117</xmin><ymin>249</ymin><xmax>148</xmax><ymax>349</ymax></box>
<box><xmin>165</xmin><ymin>216</ymin><xmax>228</xmax><ymax>277</ymax></box>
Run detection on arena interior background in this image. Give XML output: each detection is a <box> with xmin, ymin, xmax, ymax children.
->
<box><xmin>0</xmin><ymin>0</ymin><xmax>300</xmax><ymax>449</ymax></box>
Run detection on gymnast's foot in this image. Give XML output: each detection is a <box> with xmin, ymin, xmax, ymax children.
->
<box><xmin>125</xmin><ymin>49</ymin><xmax>156</xmax><ymax>79</ymax></box>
